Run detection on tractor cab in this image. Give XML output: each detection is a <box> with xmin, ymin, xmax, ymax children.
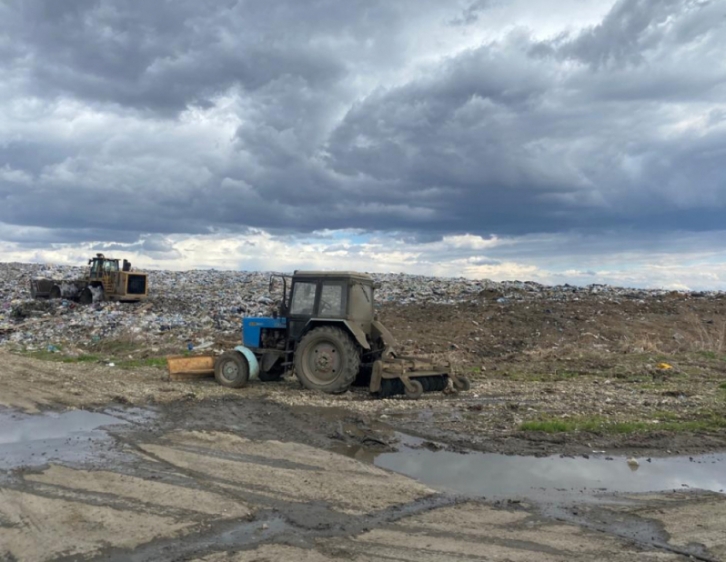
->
<box><xmin>284</xmin><ymin>271</ymin><xmax>375</xmax><ymax>341</ymax></box>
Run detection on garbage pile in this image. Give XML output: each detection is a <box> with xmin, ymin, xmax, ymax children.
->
<box><xmin>0</xmin><ymin>262</ymin><xmax>722</xmax><ymax>350</ymax></box>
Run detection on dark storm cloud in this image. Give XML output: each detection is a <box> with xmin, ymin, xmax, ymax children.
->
<box><xmin>326</xmin><ymin>0</ymin><xmax>726</xmax><ymax>234</ymax></box>
<box><xmin>0</xmin><ymin>223</ymin><xmax>142</xmax><ymax>247</ymax></box>
<box><xmin>1</xmin><ymin>0</ymin><xmax>725</xmax><ymax>248</ymax></box>
<box><xmin>0</xmin><ymin>0</ymin><xmax>411</xmax><ymax>114</ymax></box>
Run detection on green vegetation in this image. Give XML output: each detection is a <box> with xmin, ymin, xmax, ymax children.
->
<box><xmin>719</xmin><ymin>382</ymin><xmax>726</xmax><ymax>390</ymax></box>
<box><xmin>115</xmin><ymin>357</ymin><xmax>168</xmax><ymax>370</ymax></box>
<box><xmin>520</xmin><ymin>412</ymin><xmax>726</xmax><ymax>434</ymax></box>
<box><xmin>62</xmin><ymin>354</ymin><xmax>100</xmax><ymax>363</ymax></box>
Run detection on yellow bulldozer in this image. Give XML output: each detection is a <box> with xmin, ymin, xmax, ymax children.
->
<box><xmin>30</xmin><ymin>254</ymin><xmax>149</xmax><ymax>304</ymax></box>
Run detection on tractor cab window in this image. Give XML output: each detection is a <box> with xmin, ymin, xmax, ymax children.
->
<box><xmin>103</xmin><ymin>260</ymin><xmax>119</xmax><ymax>273</ymax></box>
<box><xmin>319</xmin><ymin>282</ymin><xmax>346</xmax><ymax>317</ymax></box>
<box><xmin>290</xmin><ymin>282</ymin><xmax>316</xmax><ymax>315</ymax></box>
<box><xmin>90</xmin><ymin>261</ymin><xmax>100</xmax><ymax>277</ymax></box>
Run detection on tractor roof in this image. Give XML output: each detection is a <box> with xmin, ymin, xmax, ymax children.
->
<box><xmin>292</xmin><ymin>270</ymin><xmax>374</xmax><ymax>282</ymax></box>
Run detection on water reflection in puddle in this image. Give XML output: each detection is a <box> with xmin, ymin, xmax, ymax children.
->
<box><xmin>374</xmin><ymin>435</ymin><xmax>726</xmax><ymax>501</ymax></box>
<box><xmin>0</xmin><ymin>409</ymin><xmax>129</xmax><ymax>469</ymax></box>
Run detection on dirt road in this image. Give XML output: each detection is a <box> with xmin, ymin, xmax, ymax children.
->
<box><xmin>1</xmin><ymin>350</ymin><xmax>725</xmax><ymax>560</ymax></box>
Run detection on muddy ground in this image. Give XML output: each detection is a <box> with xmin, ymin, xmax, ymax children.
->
<box><xmin>1</xmin><ymin>294</ymin><xmax>725</xmax><ymax>560</ymax></box>
<box><xmin>1</xmin><ymin>397</ymin><xmax>725</xmax><ymax>561</ymax></box>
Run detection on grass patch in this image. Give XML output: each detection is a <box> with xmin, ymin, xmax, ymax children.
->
<box><xmin>692</xmin><ymin>351</ymin><xmax>726</xmax><ymax>363</ymax></box>
<box><xmin>116</xmin><ymin>357</ymin><xmax>168</xmax><ymax>370</ymax></box>
<box><xmin>520</xmin><ymin>413</ymin><xmax>726</xmax><ymax>434</ymax></box>
<box><xmin>87</xmin><ymin>339</ymin><xmax>139</xmax><ymax>355</ymax></box>
<box><xmin>719</xmin><ymin>382</ymin><xmax>726</xmax><ymax>390</ymax></box>
<box><xmin>61</xmin><ymin>354</ymin><xmax>100</xmax><ymax>363</ymax></box>
<box><xmin>519</xmin><ymin>418</ymin><xmax>605</xmax><ymax>433</ymax></box>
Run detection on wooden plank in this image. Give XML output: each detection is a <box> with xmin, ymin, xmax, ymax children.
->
<box><xmin>166</xmin><ymin>355</ymin><xmax>215</xmax><ymax>381</ymax></box>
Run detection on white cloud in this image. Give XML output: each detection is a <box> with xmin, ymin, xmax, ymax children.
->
<box><xmin>2</xmin><ymin>227</ymin><xmax>725</xmax><ymax>290</ymax></box>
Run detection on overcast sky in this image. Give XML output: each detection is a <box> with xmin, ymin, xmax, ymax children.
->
<box><xmin>1</xmin><ymin>0</ymin><xmax>725</xmax><ymax>289</ymax></box>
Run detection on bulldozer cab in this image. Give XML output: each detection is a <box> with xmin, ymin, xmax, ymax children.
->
<box><xmin>88</xmin><ymin>254</ymin><xmax>119</xmax><ymax>278</ymax></box>
<box><xmin>286</xmin><ymin>271</ymin><xmax>375</xmax><ymax>342</ymax></box>
<box><xmin>87</xmin><ymin>254</ymin><xmax>125</xmax><ymax>295</ymax></box>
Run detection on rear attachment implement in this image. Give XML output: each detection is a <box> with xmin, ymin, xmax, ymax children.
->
<box><xmin>370</xmin><ymin>356</ymin><xmax>471</xmax><ymax>399</ymax></box>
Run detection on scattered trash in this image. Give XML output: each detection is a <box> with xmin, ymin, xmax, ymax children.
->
<box><xmin>1</xmin><ymin>263</ymin><xmax>724</xmax><ymax>351</ymax></box>
<box><xmin>627</xmin><ymin>457</ymin><xmax>639</xmax><ymax>471</ymax></box>
<box><xmin>656</xmin><ymin>363</ymin><xmax>673</xmax><ymax>370</ymax></box>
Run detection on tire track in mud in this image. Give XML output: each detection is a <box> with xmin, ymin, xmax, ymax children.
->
<box><xmin>58</xmin><ymin>495</ymin><xmax>467</xmax><ymax>562</ymax></box>
<box><xmin>542</xmin><ymin>500</ymin><xmax>721</xmax><ymax>562</ymax></box>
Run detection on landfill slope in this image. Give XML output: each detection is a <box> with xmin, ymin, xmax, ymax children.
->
<box><xmin>1</xmin><ymin>262</ymin><xmax>726</xmax><ymax>456</ymax></box>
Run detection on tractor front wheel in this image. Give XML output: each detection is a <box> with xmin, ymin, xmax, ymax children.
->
<box><xmin>214</xmin><ymin>351</ymin><xmax>250</xmax><ymax>388</ymax></box>
<box><xmin>294</xmin><ymin>326</ymin><xmax>360</xmax><ymax>394</ymax></box>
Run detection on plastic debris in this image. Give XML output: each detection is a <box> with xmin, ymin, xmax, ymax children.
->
<box><xmin>1</xmin><ymin>263</ymin><xmax>724</xmax><ymax>351</ymax></box>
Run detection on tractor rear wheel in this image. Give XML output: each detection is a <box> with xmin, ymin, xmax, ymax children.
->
<box><xmin>214</xmin><ymin>351</ymin><xmax>250</xmax><ymax>388</ymax></box>
<box><xmin>294</xmin><ymin>326</ymin><xmax>360</xmax><ymax>394</ymax></box>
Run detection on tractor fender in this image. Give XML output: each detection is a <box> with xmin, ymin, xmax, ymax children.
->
<box><xmin>371</xmin><ymin>320</ymin><xmax>396</xmax><ymax>347</ymax></box>
<box><xmin>304</xmin><ymin>319</ymin><xmax>370</xmax><ymax>350</ymax></box>
<box><xmin>233</xmin><ymin>346</ymin><xmax>260</xmax><ymax>381</ymax></box>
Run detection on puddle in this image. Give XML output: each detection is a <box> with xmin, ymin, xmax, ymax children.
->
<box><xmin>374</xmin><ymin>435</ymin><xmax>726</xmax><ymax>502</ymax></box>
<box><xmin>0</xmin><ymin>409</ymin><xmax>131</xmax><ymax>470</ymax></box>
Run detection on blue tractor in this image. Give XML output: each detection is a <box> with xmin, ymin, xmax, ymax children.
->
<box><xmin>213</xmin><ymin>271</ymin><xmax>471</xmax><ymax>398</ymax></box>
